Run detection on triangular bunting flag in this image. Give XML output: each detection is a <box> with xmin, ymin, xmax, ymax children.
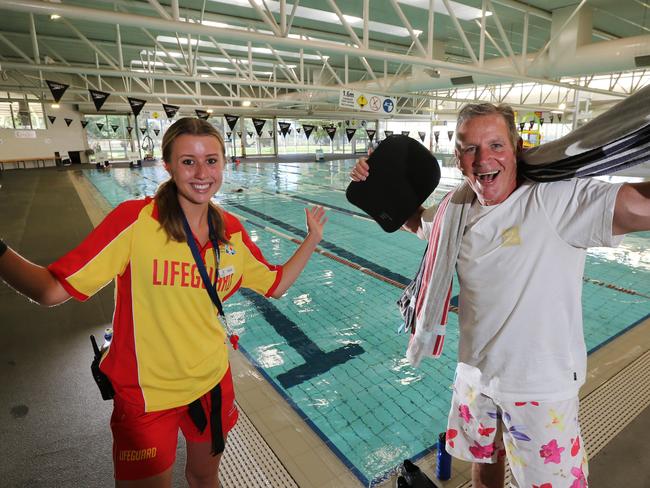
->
<box><xmin>297</xmin><ymin>128</ymin><xmax>301</xmax><ymax>134</ymax></box>
<box><xmin>366</xmin><ymin>129</ymin><xmax>376</xmax><ymax>141</ymax></box>
<box><xmin>279</xmin><ymin>121</ymin><xmax>291</xmax><ymax>138</ymax></box>
<box><xmin>528</xmin><ymin>120</ymin><xmax>535</xmax><ymax>130</ymax></box>
<box><xmin>139</xmin><ymin>127</ymin><xmax>147</xmax><ymax>135</ymax></box>
<box><xmin>303</xmin><ymin>124</ymin><xmax>315</xmax><ymax>139</ymax></box>
<box><xmin>345</xmin><ymin>128</ymin><xmax>356</xmax><ymax>142</ymax></box>
<box><xmin>401</xmin><ymin>130</ymin><xmax>410</xmax><ymax>137</ymax></box>
<box><xmin>162</xmin><ymin>103</ymin><xmax>180</xmax><ymax>119</ymax></box>
<box><xmin>384</xmin><ymin>130</ymin><xmax>394</xmax><ymax>137</ymax></box>
<box><xmin>226</xmin><ymin>131</ymin><xmax>232</xmax><ymax>141</ymax></box>
<box><xmin>288</xmin><ymin>128</ymin><xmax>293</xmax><ymax>135</ymax></box>
<box><xmin>225</xmin><ymin>114</ymin><xmax>239</xmax><ymax>130</ymax></box>
<box><xmin>434</xmin><ymin>131</ymin><xmax>440</xmax><ymax>143</ymax></box>
<box><xmin>46</xmin><ymin>80</ymin><xmax>69</xmax><ymax>103</ymax></box>
<box><xmin>325</xmin><ymin>126</ymin><xmax>337</xmax><ymax>141</ymax></box>
<box><xmin>47</xmin><ymin>115</ymin><xmax>56</xmax><ymax>125</ymax></box>
<box><xmin>252</xmin><ymin>118</ymin><xmax>266</xmax><ymax>137</ymax></box>
<box><xmin>64</xmin><ymin>118</ymin><xmax>73</xmax><ymax>127</ymax></box>
<box><xmin>128</xmin><ymin>97</ymin><xmax>147</xmax><ymax>117</ymax></box>
<box><xmin>237</xmin><ymin>131</ymin><xmax>242</xmax><ymax>137</ymax></box>
<box><xmin>418</xmin><ymin>131</ymin><xmax>426</xmax><ymax>142</ymax></box>
<box><xmin>549</xmin><ymin>114</ymin><xmax>555</xmax><ymax>124</ymax></box>
<box><xmin>89</xmin><ymin>89</ymin><xmax>110</xmax><ymax>111</ymax></box>
<box><xmin>96</xmin><ymin>122</ymin><xmax>104</xmax><ymax>131</ymax></box>
<box><xmin>126</xmin><ymin>126</ymin><xmax>133</xmax><ymax>135</ymax></box>
<box><xmin>557</xmin><ymin>114</ymin><xmax>562</xmax><ymax>122</ymax></box>
<box><xmin>247</xmin><ymin>131</ymin><xmax>254</xmax><ymax>138</ymax></box>
<box><xmin>519</xmin><ymin>122</ymin><xmax>525</xmax><ymax>131</ymax></box>
<box><xmin>447</xmin><ymin>130</ymin><xmax>454</xmax><ymax>141</ymax></box>
<box><xmin>539</xmin><ymin>118</ymin><xmax>545</xmax><ymax>126</ymax></box>
<box><xmin>153</xmin><ymin>128</ymin><xmax>160</xmax><ymax>136</ymax></box>
<box><xmin>111</xmin><ymin>124</ymin><xmax>119</xmax><ymax>133</ymax></box>
<box><xmin>195</xmin><ymin>109</ymin><xmax>210</xmax><ymax>120</ymax></box>
<box><xmin>268</xmin><ymin>130</ymin><xmax>274</xmax><ymax>137</ymax></box>
<box><xmin>81</xmin><ymin>120</ymin><xmax>89</xmax><ymax>129</ymax></box>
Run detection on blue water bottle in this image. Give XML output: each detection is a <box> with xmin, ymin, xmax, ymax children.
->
<box><xmin>102</xmin><ymin>327</ymin><xmax>113</xmax><ymax>352</ymax></box>
<box><xmin>436</xmin><ymin>432</ymin><xmax>452</xmax><ymax>481</ymax></box>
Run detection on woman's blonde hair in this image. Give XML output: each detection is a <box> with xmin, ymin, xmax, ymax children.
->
<box><xmin>155</xmin><ymin>117</ymin><xmax>228</xmax><ymax>244</ymax></box>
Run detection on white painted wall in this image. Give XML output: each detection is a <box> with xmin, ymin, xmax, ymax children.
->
<box><xmin>0</xmin><ymin>103</ymin><xmax>89</xmax><ymax>168</ymax></box>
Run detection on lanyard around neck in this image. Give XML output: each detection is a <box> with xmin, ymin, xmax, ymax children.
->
<box><xmin>180</xmin><ymin>210</ymin><xmax>225</xmax><ymax>318</ymax></box>
<box><xmin>179</xmin><ymin>209</ymin><xmax>239</xmax><ymax>349</ymax></box>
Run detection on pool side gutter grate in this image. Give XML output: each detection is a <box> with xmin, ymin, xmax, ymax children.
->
<box><xmin>219</xmin><ymin>403</ymin><xmax>299</xmax><ymax>488</ymax></box>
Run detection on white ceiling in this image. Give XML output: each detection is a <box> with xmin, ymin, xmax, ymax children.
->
<box><xmin>0</xmin><ymin>0</ymin><xmax>648</xmax><ymax>119</ymax></box>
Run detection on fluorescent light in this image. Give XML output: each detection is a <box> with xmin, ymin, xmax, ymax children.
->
<box><xmin>206</xmin><ymin>109</ymin><xmax>214</xmax><ymax>113</ymax></box>
<box><xmin>50</xmin><ymin>103</ymin><xmax>60</xmax><ymax>108</ymax></box>
<box><xmin>155</xmin><ymin>36</ymin><xmax>321</xmax><ymax>60</ymax></box>
<box><xmin>559</xmin><ymin>103</ymin><xmax>566</xmax><ymax>110</ymax></box>
<box><xmin>49</xmin><ymin>14</ymin><xmax>61</xmax><ymax>20</ymax></box>
<box><xmin>141</xmin><ymin>50</ymin><xmax>296</xmax><ymax>69</ymax></box>
<box><xmin>343</xmin><ymin>15</ymin><xmax>363</xmax><ymax>24</ymax></box>
<box><xmin>241</xmin><ymin>100</ymin><xmax>251</xmax><ymax>107</ymax></box>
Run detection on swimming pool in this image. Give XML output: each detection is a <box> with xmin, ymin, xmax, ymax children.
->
<box><xmin>84</xmin><ymin>161</ymin><xmax>650</xmax><ymax>485</ymax></box>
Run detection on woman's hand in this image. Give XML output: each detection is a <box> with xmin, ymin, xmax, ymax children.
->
<box><xmin>305</xmin><ymin>206</ymin><xmax>328</xmax><ymax>242</ymax></box>
<box><xmin>271</xmin><ymin>206</ymin><xmax>328</xmax><ymax>298</ymax></box>
<box><xmin>349</xmin><ymin>158</ymin><xmax>370</xmax><ymax>182</ymax></box>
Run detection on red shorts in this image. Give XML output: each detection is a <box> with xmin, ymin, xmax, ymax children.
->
<box><xmin>110</xmin><ymin>368</ymin><xmax>238</xmax><ymax>481</ymax></box>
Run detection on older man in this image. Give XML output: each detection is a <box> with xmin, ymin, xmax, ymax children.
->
<box><xmin>351</xmin><ymin>103</ymin><xmax>650</xmax><ymax>488</ymax></box>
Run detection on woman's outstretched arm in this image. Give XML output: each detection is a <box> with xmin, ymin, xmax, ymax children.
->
<box><xmin>0</xmin><ymin>243</ymin><xmax>71</xmax><ymax>306</ymax></box>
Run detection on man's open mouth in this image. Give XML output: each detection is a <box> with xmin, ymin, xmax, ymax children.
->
<box><xmin>476</xmin><ymin>170</ymin><xmax>499</xmax><ymax>182</ymax></box>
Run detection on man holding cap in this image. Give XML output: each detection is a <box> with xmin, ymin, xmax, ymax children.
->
<box><xmin>351</xmin><ymin>102</ymin><xmax>650</xmax><ymax>488</ymax></box>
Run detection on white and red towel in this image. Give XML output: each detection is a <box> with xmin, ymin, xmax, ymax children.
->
<box><xmin>399</xmin><ymin>182</ymin><xmax>475</xmax><ymax>367</ymax></box>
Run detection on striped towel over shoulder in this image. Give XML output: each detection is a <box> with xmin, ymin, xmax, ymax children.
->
<box><xmin>398</xmin><ymin>183</ymin><xmax>474</xmax><ymax>367</ymax></box>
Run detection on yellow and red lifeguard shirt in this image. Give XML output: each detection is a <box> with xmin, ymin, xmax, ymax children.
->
<box><xmin>48</xmin><ymin>197</ymin><xmax>282</xmax><ymax>412</ymax></box>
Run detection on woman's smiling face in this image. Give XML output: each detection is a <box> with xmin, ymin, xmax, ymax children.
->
<box><xmin>164</xmin><ymin>134</ymin><xmax>225</xmax><ymax>210</ymax></box>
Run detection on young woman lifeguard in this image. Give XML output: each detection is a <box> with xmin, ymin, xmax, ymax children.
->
<box><xmin>0</xmin><ymin>117</ymin><xmax>327</xmax><ymax>487</ymax></box>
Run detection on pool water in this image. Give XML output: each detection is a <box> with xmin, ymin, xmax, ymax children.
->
<box><xmin>84</xmin><ymin>161</ymin><xmax>649</xmax><ymax>485</ymax></box>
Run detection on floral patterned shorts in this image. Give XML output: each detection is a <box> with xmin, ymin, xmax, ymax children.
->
<box><xmin>445</xmin><ymin>376</ymin><xmax>588</xmax><ymax>488</ymax></box>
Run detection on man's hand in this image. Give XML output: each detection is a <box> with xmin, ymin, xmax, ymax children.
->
<box><xmin>350</xmin><ymin>158</ymin><xmax>370</xmax><ymax>182</ymax></box>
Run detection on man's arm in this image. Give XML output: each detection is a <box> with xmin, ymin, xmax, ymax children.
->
<box><xmin>613</xmin><ymin>182</ymin><xmax>650</xmax><ymax>235</ymax></box>
<box><xmin>402</xmin><ymin>206</ymin><xmax>425</xmax><ymax>236</ymax></box>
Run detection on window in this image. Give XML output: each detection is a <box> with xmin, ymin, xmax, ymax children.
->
<box><xmin>0</xmin><ymin>102</ymin><xmax>13</xmax><ymax>129</ymax></box>
<box><xmin>11</xmin><ymin>101</ymin><xmax>32</xmax><ymax>129</ymax></box>
<box><xmin>29</xmin><ymin>102</ymin><xmax>46</xmax><ymax>129</ymax></box>
<box><xmin>85</xmin><ymin>114</ymin><xmax>137</xmax><ymax>160</ymax></box>
<box><xmin>0</xmin><ymin>94</ymin><xmax>46</xmax><ymax>129</ymax></box>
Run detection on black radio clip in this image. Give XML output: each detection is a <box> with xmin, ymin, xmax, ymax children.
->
<box><xmin>90</xmin><ymin>335</ymin><xmax>115</xmax><ymax>401</ymax></box>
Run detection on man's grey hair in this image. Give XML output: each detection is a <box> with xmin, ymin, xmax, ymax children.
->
<box><xmin>456</xmin><ymin>103</ymin><xmax>520</xmax><ymax>151</ymax></box>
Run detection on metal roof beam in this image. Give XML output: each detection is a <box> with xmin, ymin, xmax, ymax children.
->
<box><xmin>0</xmin><ymin>0</ymin><xmax>543</xmax><ymax>83</ymax></box>
<box><xmin>0</xmin><ymin>0</ymin><xmax>629</xmax><ymax>98</ymax></box>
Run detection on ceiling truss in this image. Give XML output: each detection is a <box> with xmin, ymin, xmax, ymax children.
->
<box><xmin>0</xmin><ymin>0</ymin><xmax>647</xmax><ymax>120</ymax></box>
